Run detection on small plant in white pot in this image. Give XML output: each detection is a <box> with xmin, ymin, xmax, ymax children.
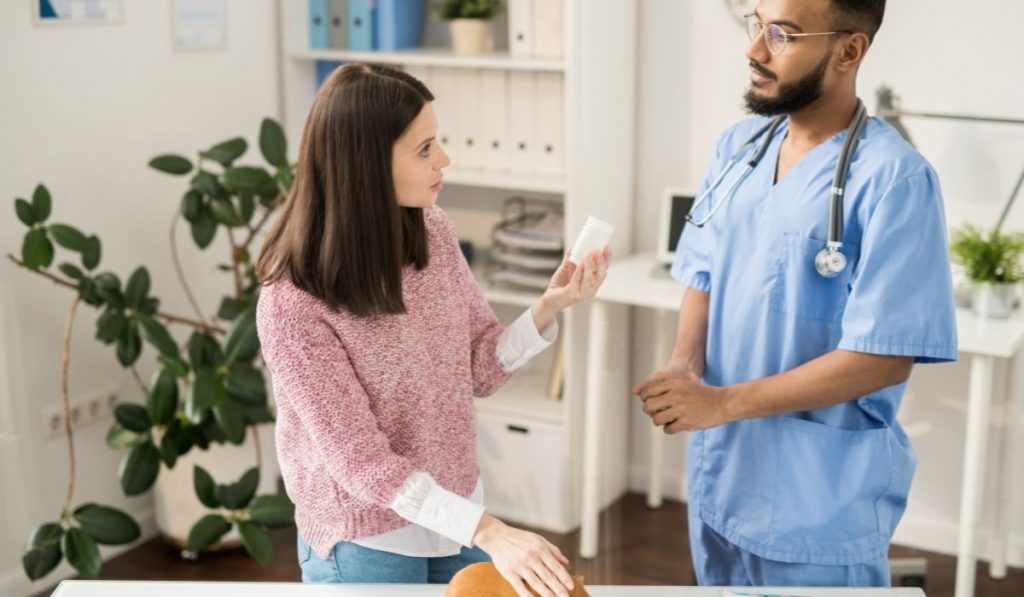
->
<box><xmin>437</xmin><ymin>0</ymin><xmax>502</xmax><ymax>55</ymax></box>
<box><xmin>950</xmin><ymin>224</ymin><xmax>1024</xmax><ymax>318</ymax></box>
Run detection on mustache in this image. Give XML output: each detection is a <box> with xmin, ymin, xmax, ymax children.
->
<box><xmin>749</xmin><ymin>60</ymin><xmax>777</xmax><ymax>81</ymax></box>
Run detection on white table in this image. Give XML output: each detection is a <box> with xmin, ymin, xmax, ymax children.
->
<box><xmin>51</xmin><ymin>580</ymin><xmax>927</xmax><ymax>596</ymax></box>
<box><xmin>579</xmin><ymin>253</ymin><xmax>1024</xmax><ymax>597</ymax></box>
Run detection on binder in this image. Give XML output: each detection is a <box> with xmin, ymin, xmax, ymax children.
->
<box><xmin>328</xmin><ymin>0</ymin><xmax>347</xmax><ymax>48</ymax></box>
<box><xmin>455</xmin><ymin>69</ymin><xmax>484</xmax><ymax>170</ymax></box>
<box><xmin>507</xmin><ymin>71</ymin><xmax>538</xmax><ymax>174</ymax></box>
<box><xmin>533</xmin><ymin>72</ymin><xmax>564</xmax><ymax>176</ymax></box>
<box><xmin>431</xmin><ymin>68</ymin><xmax>462</xmax><ymax>166</ymax></box>
<box><xmin>480</xmin><ymin>70</ymin><xmax>510</xmax><ymax>172</ymax></box>
<box><xmin>507</xmin><ymin>0</ymin><xmax>532</xmax><ymax>58</ymax></box>
<box><xmin>346</xmin><ymin>0</ymin><xmax>375</xmax><ymax>50</ymax></box>
<box><xmin>309</xmin><ymin>0</ymin><xmax>329</xmax><ymax>49</ymax></box>
<box><xmin>376</xmin><ymin>0</ymin><xmax>425</xmax><ymax>51</ymax></box>
<box><xmin>316</xmin><ymin>60</ymin><xmax>342</xmax><ymax>88</ymax></box>
<box><xmin>531</xmin><ymin>0</ymin><xmax>564</xmax><ymax>60</ymax></box>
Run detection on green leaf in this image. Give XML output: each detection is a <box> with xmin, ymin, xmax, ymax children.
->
<box><xmin>114</xmin><ymin>403</ymin><xmax>151</xmax><ymax>433</ymax></box>
<box><xmin>193</xmin><ymin>465</ymin><xmax>220</xmax><ymax>508</ymax></box>
<box><xmin>93</xmin><ymin>272</ymin><xmax>124</xmax><ymax>309</ymax></box>
<box><xmin>119</xmin><ymin>439</ymin><xmax>160</xmax><ymax>496</ymax></box>
<box><xmin>201</xmin><ymin>137</ymin><xmax>248</xmax><ymax>167</ymax></box>
<box><xmin>73</xmin><ymin>504</ymin><xmax>141</xmax><ymax>545</ymax></box>
<box><xmin>186</xmin><ymin>514</ymin><xmax>231</xmax><ymax>553</ymax></box>
<box><xmin>158</xmin><ymin>354</ymin><xmax>190</xmax><ymax>378</ymax></box>
<box><xmin>187</xmin><ymin>332</ymin><xmax>224</xmax><ymax>370</ymax></box>
<box><xmin>22</xmin><ymin>229</ymin><xmax>54</xmax><ymax>270</ymax></box>
<box><xmin>239</xmin><ymin>194</ymin><xmax>255</xmax><ymax>222</ymax></box>
<box><xmin>186</xmin><ymin>367</ymin><xmax>225</xmax><ymax>423</ymax></box>
<box><xmin>212</xmin><ymin>398</ymin><xmax>245</xmax><ymax>444</ymax></box>
<box><xmin>138</xmin><ymin>316</ymin><xmax>178</xmax><ymax>358</ymax></box>
<box><xmin>48</xmin><ymin>224</ymin><xmax>89</xmax><ymax>252</ymax></box>
<box><xmin>140</xmin><ymin>296</ymin><xmax>160</xmax><ymax>316</ymax></box>
<box><xmin>77</xmin><ymin>278</ymin><xmax>103</xmax><ymax>307</ymax></box>
<box><xmin>224</xmin><ymin>307</ymin><xmax>259</xmax><ymax>364</ymax></box>
<box><xmin>247</xmin><ymin>495</ymin><xmax>294</xmax><ymax>528</ymax></box>
<box><xmin>241</xmin><ymin>404</ymin><xmax>275</xmax><ymax>425</ymax></box>
<box><xmin>225</xmin><ymin>362</ymin><xmax>267</xmax><ymax>406</ymax></box>
<box><xmin>220</xmin><ymin>166</ymin><xmax>273</xmax><ymax>195</ymax></box>
<box><xmin>237</xmin><ymin>521</ymin><xmax>274</xmax><ymax>566</ymax></box>
<box><xmin>191</xmin><ymin>171</ymin><xmax>227</xmax><ymax>198</ymax></box>
<box><xmin>259</xmin><ymin>118</ymin><xmax>288</xmax><ymax>168</ymax></box>
<box><xmin>105</xmin><ymin>421</ymin><xmax>146</xmax><ymax>450</ymax></box>
<box><xmin>158</xmin><ymin>431</ymin><xmax>179</xmax><ymax>468</ymax></box>
<box><xmin>59</xmin><ymin>263</ymin><xmax>84</xmax><ymax>280</ymax></box>
<box><xmin>181</xmin><ymin>190</ymin><xmax>203</xmax><ymax>222</ymax></box>
<box><xmin>216</xmin><ymin>467</ymin><xmax>260</xmax><ymax>510</ymax></box>
<box><xmin>275</xmin><ymin>168</ymin><xmax>294</xmax><ymax>197</ymax></box>
<box><xmin>15</xmin><ymin>198</ymin><xmax>36</xmax><ymax>226</ymax></box>
<box><xmin>32</xmin><ymin>184</ymin><xmax>52</xmax><ymax>222</ymax></box>
<box><xmin>21</xmin><ymin>522</ymin><xmax>63</xmax><ymax>581</ymax></box>
<box><xmin>95</xmin><ymin>308</ymin><xmax>127</xmax><ymax>344</ymax></box>
<box><xmin>115</xmin><ymin>323</ymin><xmax>142</xmax><ymax>367</ymax></box>
<box><xmin>217</xmin><ymin>297</ymin><xmax>250</xmax><ymax>321</ymax></box>
<box><xmin>62</xmin><ymin>527</ymin><xmax>101</xmax><ymax>577</ymax></box>
<box><xmin>81</xmin><ymin>235</ymin><xmax>101</xmax><ymax>270</ymax></box>
<box><xmin>124</xmin><ymin>267</ymin><xmax>151</xmax><ymax>308</ymax></box>
<box><xmin>209</xmin><ymin>197</ymin><xmax>244</xmax><ymax>227</ymax></box>
<box><xmin>146</xmin><ymin>369</ymin><xmax>179</xmax><ymax>425</ymax></box>
<box><xmin>191</xmin><ymin>208</ymin><xmax>218</xmax><ymax>249</ymax></box>
<box><xmin>149</xmin><ymin>154</ymin><xmax>194</xmax><ymax>175</ymax></box>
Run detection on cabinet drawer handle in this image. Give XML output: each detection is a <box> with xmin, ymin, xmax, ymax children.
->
<box><xmin>506</xmin><ymin>425</ymin><xmax>529</xmax><ymax>434</ymax></box>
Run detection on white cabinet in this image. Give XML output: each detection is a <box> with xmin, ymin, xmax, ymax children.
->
<box><xmin>277</xmin><ymin>0</ymin><xmax>637</xmax><ymax>532</ymax></box>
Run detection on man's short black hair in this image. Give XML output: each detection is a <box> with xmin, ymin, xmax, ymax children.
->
<box><xmin>830</xmin><ymin>0</ymin><xmax>885</xmax><ymax>42</ymax></box>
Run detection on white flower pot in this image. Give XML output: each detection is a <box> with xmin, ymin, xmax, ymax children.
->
<box><xmin>970</xmin><ymin>281</ymin><xmax>1021</xmax><ymax>319</ymax></box>
<box><xmin>449</xmin><ymin>18</ymin><xmax>491</xmax><ymax>55</ymax></box>
<box><xmin>154</xmin><ymin>423</ymin><xmax>278</xmax><ymax>551</ymax></box>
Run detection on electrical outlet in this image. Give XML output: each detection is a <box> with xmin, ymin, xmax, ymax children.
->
<box><xmin>40</xmin><ymin>384</ymin><xmax>119</xmax><ymax>438</ymax></box>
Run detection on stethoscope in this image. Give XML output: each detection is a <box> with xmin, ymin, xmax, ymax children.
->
<box><xmin>686</xmin><ymin>101</ymin><xmax>869</xmax><ymax>278</ymax></box>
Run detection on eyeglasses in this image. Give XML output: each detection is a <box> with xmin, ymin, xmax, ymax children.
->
<box><xmin>745</xmin><ymin>14</ymin><xmax>851</xmax><ymax>54</ymax></box>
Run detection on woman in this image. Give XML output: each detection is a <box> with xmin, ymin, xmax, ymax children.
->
<box><xmin>255</xmin><ymin>63</ymin><xmax>610</xmax><ymax>597</ymax></box>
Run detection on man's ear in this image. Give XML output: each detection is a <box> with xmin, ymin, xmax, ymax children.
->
<box><xmin>835</xmin><ymin>32</ymin><xmax>870</xmax><ymax>72</ymax></box>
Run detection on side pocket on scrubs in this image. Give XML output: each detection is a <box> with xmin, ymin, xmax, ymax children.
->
<box><xmin>770</xmin><ymin>233</ymin><xmax>855</xmax><ymax>323</ymax></box>
<box><xmin>771</xmin><ymin>416</ymin><xmax>892</xmax><ymax>543</ymax></box>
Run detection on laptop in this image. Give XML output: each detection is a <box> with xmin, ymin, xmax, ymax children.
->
<box><xmin>655</xmin><ymin>187</ymin><xmax>697</xmax><ymax>275</ymax></box>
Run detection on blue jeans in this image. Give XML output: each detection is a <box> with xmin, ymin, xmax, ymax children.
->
<box><xmin>297</xmin><ymin>533</ymin><xmax>491</xmax><ymax>584</ymax></box>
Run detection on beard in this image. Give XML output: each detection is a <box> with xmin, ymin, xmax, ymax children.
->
<box><xmin>744</xmin><ymin>53</ymin><xmax>830</xmax><ymax>116</ymax></box>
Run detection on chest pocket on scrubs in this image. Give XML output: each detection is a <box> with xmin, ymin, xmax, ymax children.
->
<box><xmin>770</xmin><ymin>233</ymin><xmax>855</xmax><ymax>323</ymax></box>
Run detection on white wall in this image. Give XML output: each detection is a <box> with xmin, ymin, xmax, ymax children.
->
<box><xmin>0</xmin><ymin>1</ymin><xmax>279</xmax><ymax>594</ymax></box>
<box><xmin>628</xmin><ymin>0</ymin><xmax>1024</xmax><ymax>566</ymax></box>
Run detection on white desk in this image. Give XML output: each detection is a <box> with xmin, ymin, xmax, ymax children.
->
<box><xmin>51</xmin><ymin>580</ymin><xmax>927</xmax><ymax>596</ymax></box>
<box><xmin>579</xmin><ymin>252</ymin><xmax>1024</xmax><ymax>597</ymax></box>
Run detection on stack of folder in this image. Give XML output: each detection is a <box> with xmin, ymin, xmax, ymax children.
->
<box><xmin>488</xmin><ymin>198</ymin><xmax>564</xmax><ymax>291</ymax></box>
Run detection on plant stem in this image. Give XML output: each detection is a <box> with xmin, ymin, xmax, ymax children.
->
<box><xmin>250</xmin><ymin>424</ymin><xmax>262</xmax><ymax>471</ymax></box>
<box><xmin>130</xmin><ymin>365</ymin><xmax>148</xmax><ymax>395</ymax></box>
<box><xmin>241</xmin><ymin>196</ymin><xmax>283</xmax><ymax>250</ymax></box>
<box><xmin>61</xmin><ymin>297</ymin><xmax>81</xmax><ymax>515</ymax></box>
<box><xmin>226</xmin><ymin>228</ymin><xmax>244</xmax><ymax>298</ymax></box>
<box><xmin>170</xmin><ymin>213</ymin><xmax>210</xmax><ymax>329</ymax></box>
<box><xmin>7</xmin><ymin>254</ymin><xmax>225</xmax><ymax>335</ymax></box>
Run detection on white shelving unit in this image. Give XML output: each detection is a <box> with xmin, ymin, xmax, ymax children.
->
<box><xmin>277</xmin><ymin>0</ymin><xmax>637</xmax><ymax>533</ymax></box>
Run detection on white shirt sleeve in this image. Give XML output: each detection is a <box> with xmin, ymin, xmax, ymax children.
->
<box><xmin>390</xmin><ymin>472</ymin><xmax>486</xmax><ymax>548</ymax></box>
<box><xmin>496</xmin><ymin>307</ymin><xmax>559</xmax><ymax>372</ymax></box>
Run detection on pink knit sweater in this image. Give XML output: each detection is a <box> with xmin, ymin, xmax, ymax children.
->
<box><xmin>256</xmin><ymin>207</ymin><xmax>512</xmax><ymax>559</ymax></box>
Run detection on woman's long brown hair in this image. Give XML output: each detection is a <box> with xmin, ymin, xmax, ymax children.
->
<box><xmin>256</xmin><ymin>63</ymin><xmax>434</xmax><ymax>317</ymax></box>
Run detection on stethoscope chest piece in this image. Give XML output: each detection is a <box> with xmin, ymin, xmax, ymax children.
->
<box><xmin>815</xmin><ymin>245</ymin><xmax>848</xmax><ymax>278</ymax></box>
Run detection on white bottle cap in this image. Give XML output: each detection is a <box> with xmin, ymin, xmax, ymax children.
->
<box><xmin>569</xmin><ymin>216</ymin><xmax>614</xmax><ymax>264</ymax></box>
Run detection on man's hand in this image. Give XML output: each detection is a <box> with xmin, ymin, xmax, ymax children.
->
<box><xmin>633</xmin><ymin>369</ymin><xmax>729</xmax><ymax>434</ymax></box>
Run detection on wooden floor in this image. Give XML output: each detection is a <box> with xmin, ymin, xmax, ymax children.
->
<box><xmin>35</xmin><ymin>493</ymin><xmax>1023</xmax><ymax>596</ymax></box>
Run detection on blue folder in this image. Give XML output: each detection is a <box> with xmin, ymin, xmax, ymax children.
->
<box><xmin>375</xmin><ymin>0</ymin><xmax>425</xmax><ymax>51</ymax></box>
<box><xmin>346</xmin><ymin>0</ymin><xmax>376</xmax><ymax>50</ymax></box>
<box><xmin>309</xmin><ymin>0</ymin><xmax>329</xmax><ymax>49</ymax></box>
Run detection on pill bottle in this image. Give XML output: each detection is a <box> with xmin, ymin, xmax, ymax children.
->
<box><xmin>569</xmin><ymin>216</ymin><xmax>614</xmax><ymax>265</ymax></box>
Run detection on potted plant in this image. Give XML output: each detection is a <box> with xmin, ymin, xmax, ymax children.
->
<box><xmin>437</xmin><ymin>0</ymin><xmax>502</xmax><ymax>55</ymax></box>
<box><xmin>950</xmin><ymin>224</ymin><xmax>1024</xmax><ymax>318</ymax></box>
<box><xmin>12</xmin><ymin>118</ymin><xmax>296</xmax><ymax>582</ymax></box>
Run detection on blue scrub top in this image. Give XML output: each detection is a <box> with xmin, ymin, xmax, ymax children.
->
<box><xmin>671</xmin><ymin>116</ymin><xmax>958</xmax><ymax>565</ymax></box>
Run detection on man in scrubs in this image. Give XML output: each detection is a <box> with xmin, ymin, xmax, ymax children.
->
<box><xmin>634</xmin><ymin>0</ymin><xmax>957</xmax><ymax>587</ymax></box>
